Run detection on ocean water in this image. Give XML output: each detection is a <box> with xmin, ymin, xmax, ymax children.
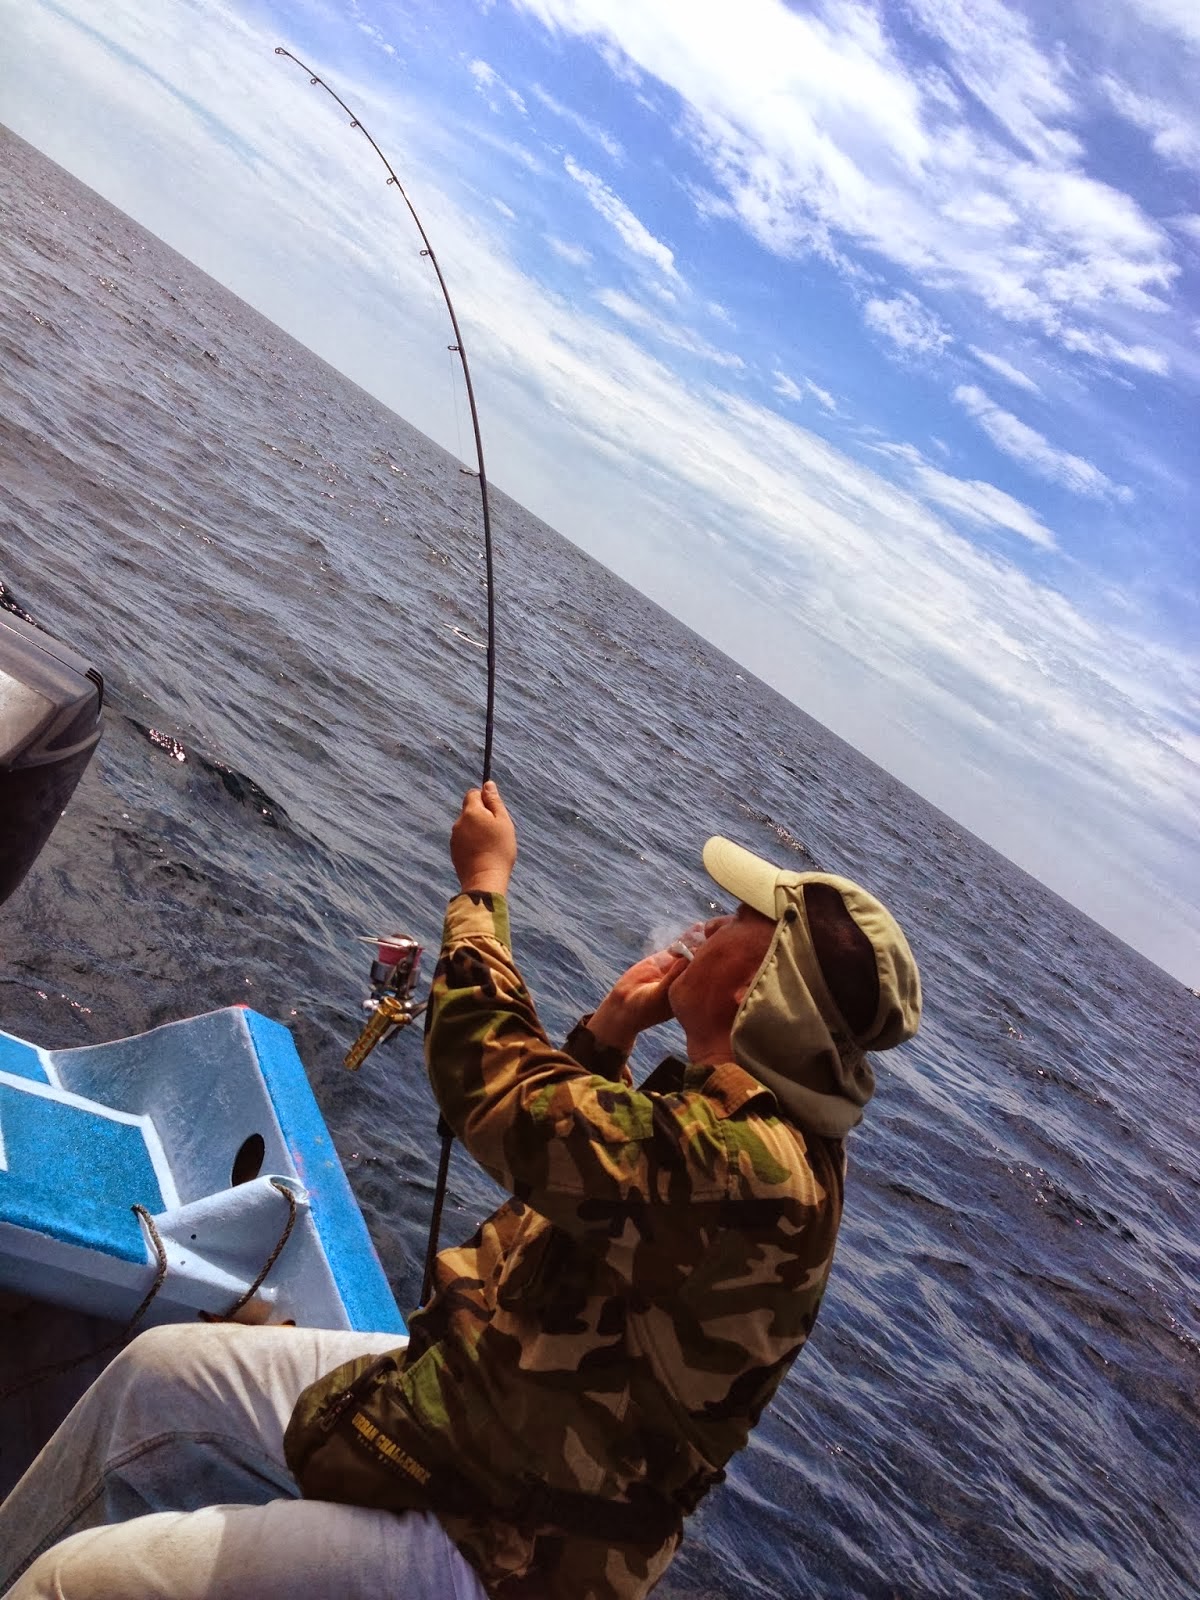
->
<box><xmin>1</xmin><ymin>126</ymin><xmax>1197</xmax><ymax>1599</ymax></box>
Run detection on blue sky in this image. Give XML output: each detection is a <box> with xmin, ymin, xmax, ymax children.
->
<box><xmin>2</xmin><ymin>0</ymin><xmax>1197</xmax><ymax>980</ymax></box>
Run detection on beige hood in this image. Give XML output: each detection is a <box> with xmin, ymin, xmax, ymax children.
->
<box><xmin>703</xmin><ymin>839</ymin><xmax>921</xmax><ymax>1138</ymax></box>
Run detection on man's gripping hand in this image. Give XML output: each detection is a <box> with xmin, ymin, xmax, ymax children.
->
<box><xmin>451</xmin><ymin>780</ymin><xmax>518</xmax><ymax>896</ymax></box>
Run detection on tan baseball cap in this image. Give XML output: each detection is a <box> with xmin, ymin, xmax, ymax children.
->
<box><xmin>703</xmin><ymin>837</ymin><xmax>922</xmax><ymax>1137</ymax></box>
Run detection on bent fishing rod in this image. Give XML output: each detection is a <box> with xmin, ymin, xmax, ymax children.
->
<box><xmin>275</xmin><ymin>47</ymin><xmax>496</xmax><ymax>779</ymax></box>
<box><xmin>274</xmin><ymin>48</ymin><xmax>494</xmax><ymax>1303</ymax></box>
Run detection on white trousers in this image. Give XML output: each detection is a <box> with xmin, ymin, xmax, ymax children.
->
<box><xmin>0</xmin><ymin>1323</ymin><xmax>488</xmax><ymax>1600</ymax></box>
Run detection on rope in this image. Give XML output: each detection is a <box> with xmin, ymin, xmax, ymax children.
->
<box><xmin>0</xmin><ymin>1204</ymin><xmax>168</xmax><ymax>1401</ymax></box>
<box><xmin>0</xmin><ymin>1182</ymin><xmax>299</xmax><ymax>1401</ymax></box>
<box><xmin>275</xmin><ymin>48</ymin><xmax>503</xmax><ymax>1298</ymax></box>
<box><xmin>221</xmin><ymin>1179</ymin><xmax>298</xmax><ymax>1319</ymax></box>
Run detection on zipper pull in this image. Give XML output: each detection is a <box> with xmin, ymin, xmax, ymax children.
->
<box><xmin>319</xmin><ymin>1352</ymin><xmax>397</xmax><ymax>1434</ymax></box>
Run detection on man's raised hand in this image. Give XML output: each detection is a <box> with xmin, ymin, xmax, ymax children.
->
<box><xmin>587</xmin><ymin>946</ymin><xmax>690</xmax><ymax>1056</ymax></box>
<box><xmin>451</xmin><ymin>780</ymin><xmax>518</xmax><ymax>896</ymax></box>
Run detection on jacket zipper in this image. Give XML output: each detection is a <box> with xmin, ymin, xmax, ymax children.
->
<box><xmin>319</xmin><ymin>1353</ymin><xmax>398</xmax><ymax>1435</ymax></box>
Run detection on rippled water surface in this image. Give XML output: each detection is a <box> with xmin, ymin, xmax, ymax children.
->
<box><xmin>1</xmin><ymin>128</ymin><xmax>1197</xmax><ymax>1599</ymax></box>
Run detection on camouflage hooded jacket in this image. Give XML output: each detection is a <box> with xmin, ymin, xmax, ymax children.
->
<box><xmin>295</xmin><ymin>891</ymin><xmax>846</xmax><ymax>1599</ymax></box>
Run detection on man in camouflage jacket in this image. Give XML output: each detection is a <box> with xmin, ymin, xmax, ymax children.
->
<box><xmin>286</xmin><ymin>781</ymin><xmax>922</xmax><ymax>1598</ymax></box>
<box><xmin>0</xmin><ymin>782</ymin><xmax>919</xmax><ymax>1600</ymax></box>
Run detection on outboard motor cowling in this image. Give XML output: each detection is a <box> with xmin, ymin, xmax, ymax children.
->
<box><xmin>0</xmin><ymin>608</ymin><xmax>103</xmax><ymax>906</ymax></box>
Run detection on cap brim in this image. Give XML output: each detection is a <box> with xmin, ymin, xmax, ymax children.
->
<box><xmin>702</xmin><ymin>837</ymin><xmax>780</xmax><ymax>919</ymax></box>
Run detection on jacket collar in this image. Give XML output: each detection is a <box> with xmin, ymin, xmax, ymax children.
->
<box><xmin>642</xmin><ymin>1054</ymin><xmax>778</xmax><ymax>1119</ymax></box>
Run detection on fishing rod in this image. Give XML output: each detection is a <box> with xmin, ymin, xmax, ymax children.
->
<box><xmin>275</xmin><ymin>47</ymin><xmax>494</xmax><ymax>1304</ymax></box>
<box><xmin>274</xmin><ymin>46</ymin><xmax>496</xmax><ymax>778</ymax></box>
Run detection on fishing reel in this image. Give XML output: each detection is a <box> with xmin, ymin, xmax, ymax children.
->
<box><xmin>344</xmin><ymin>934</ymin><xmax>427</xmax><ymax>1071</ymax></box>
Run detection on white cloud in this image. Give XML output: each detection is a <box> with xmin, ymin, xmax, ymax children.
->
<box><xmin>493</xmin><ymin>198</ymin><xmax>517</xmax><ymax>220</ymax></box>
<box><xmin>596</xmin><ymin>35</ymin><xmax>645</xmax><ymax>87</ymax></box>
<box><xmin>1059</xmin><ymin>326</ymin><xmax>1170</xmax><ymax>376</ymax></box>
<box><xmin>531</xmin><ymin>83</ymin><xmax>624</xmax><ymax>162</ymax></box>
<box><xmin>545</xmin><ymin>233</ymin><xmax>592</xmax><ymax>266</ymax></box>
<box><xmin>805</xmin><ymin>378</ymin><xmax>838</xmax><ymax>412</ymax></box>
<box><xmin>864</xmin><ymin>291</ymin><xmax>952</xmax><ymax>356</ymax></box>
<box><xmin>512</xmin><ymin>0</ymin><xmax>1180</xmax><ymax>361</ymax></box>
<box><xmin>904</xmin><ymin>0</ymin><xmax>1080</xmax><ymax>162</ymax></box>
<box><xmin>482</xmin><ymin>133</ymin><xmax>546</xmax><ymax>175</ymax></box>
<box><xmin>595</xmin><ymin>288</ymin><xmax>744</xmax><ymax>367</ymax></box>
<box><xmin>563</xmin><ymin>155</ymin><xmax>681</xmax><ymax>280</ymax></box>
<box><xmin>968</xmin><ymin>346</ymin><xmax>1041</xmax><ymax>393</ymax></box>
<box><xmin>468</xmin><ymin>58</ymin><xmax>527</xmax><ymax>115</ymax></box>
<box><xmin>773</xmin><ymin>369</ymin><xmax>838</xmax><ymax>411</ymax></box>
<box><xmin>869</xmin><ymin>440</ymin><xmax>1055</xmax><ymax>548</ymax></box>
<box><xmin>953</xmin><ymin>385</ymin><xmax>1126</xmax><ymax>499</ymax></box>
<box><xmin>1119</xmin><ymin>0</ymin><xmax>1200</xmax><ymax>51</ymax></box>
<box><xmin>870</xmin><ymin>440</ymin><xmax>926</xmax><ymax>467</ymax></box>
<box><xmin>354</xmin><ymin>20</ymin><xmax>397</xmax><ymax>60</ymax></box>
<box><xmin>912</xmin><ymin>466</ymin><xmax>1056</xmax><ymax>550</ymax></box>
<box><xmin>1099</xmin><ymin>74</ymin><xmax>1200</xmax><ymax>169</ymax></box>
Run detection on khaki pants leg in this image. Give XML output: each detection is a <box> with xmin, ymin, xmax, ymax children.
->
<box><xmin>0</xmin><ymin>1322</ymin><xmax>429</xmax><ymax>1594</ymax></box>
<box><xmin>6</xmin><ymin>1502</ymin><xmax>487</xmax><ymax>1600</ymax></box>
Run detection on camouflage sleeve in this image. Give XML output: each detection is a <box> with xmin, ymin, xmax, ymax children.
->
<box><xmin>562</xmin><ymin>1016</ymin><xmax>631</xmax><ymax>1082</ymax></box>
<box><xmin>424</xmin><ymin>892</ymin><xmax>731</xmax><ymax>1235</ymax></box>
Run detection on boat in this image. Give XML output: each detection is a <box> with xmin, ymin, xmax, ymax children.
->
<box><xmin>0</xmin><ymin>608</ymin><xmax>406</xmax><ymax>1498</ymax></box>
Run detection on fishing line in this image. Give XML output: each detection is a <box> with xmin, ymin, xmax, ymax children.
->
<box><xmin>450</xmin><ymin>344</ymin><xmax>466</xmax><ymax>466</ymax></box>
<box><xmin>276</xmin><ymin>48</ymin><xmax>498</xmax><ymax>1301</ymax></box>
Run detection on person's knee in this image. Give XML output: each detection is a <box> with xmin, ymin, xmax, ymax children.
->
<box><xmin>106</xmin><ymin>1321</ymin><xmax>198</xmax><ymax>1382</ymax></box>
<box><xmin>122</xmin><ymin>1321</ymin><xmax>193</xmax><ymax>1357</ymax></box>
<box><xmin>100</xmin><ymin>1320</ymin><xmax>239</xmax><ymax>1402</ymax></box>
